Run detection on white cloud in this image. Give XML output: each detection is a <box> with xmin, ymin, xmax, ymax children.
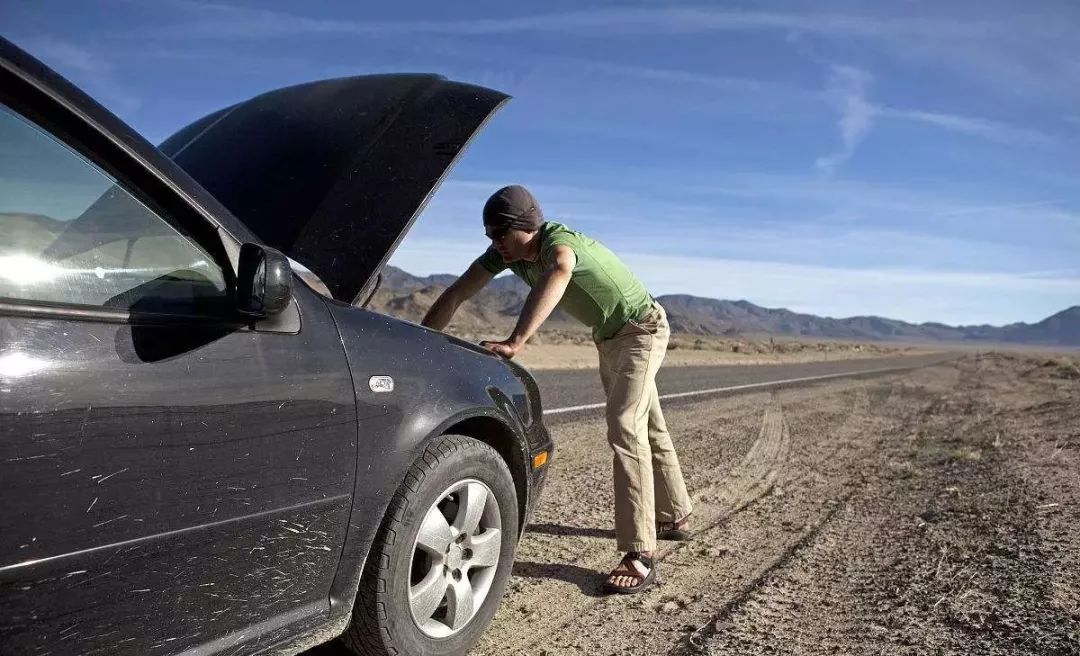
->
<box><xmin>933</xmin><ymin>200</ymin><xmax>1059</xmax><ymax>217</ymax></box>
<box><xmin>405</xmin><ymin>178</ymin><xmax>686</xmax><ymax>233</ymax></box>
<box><xmin>880</xmin><ymin>108</ymin><xmax>1053</xmax><ymax>146</ymax></box>
<box><xmin>14</xmin><ymin>35</ymin><xmax>142</xmax><ymax>116</ymax></box>
<box><xmin>621</xmin><ymin>252</ymin><xmax>1080</xmax><ymax>326</ymax></box>
<box><xmin>388</xmin><ymin>239</ymin><xmax>485</xmax><ymax>279</ymax></box>
<box><xmin>577</xmin><ymin>60</ymin><xmax>809</xmax><ymax>99</ymax></box>
<box><xmin>156</xmin><ymin>4</ymin><xmax>995</xmax><ymax>40</ymax></box>
<box><xmin>110</xmin><ymin>4</ymin><xmax>1068</xmax><ymax>153</ymax></box>
<box><xmin>392</xmin><ymin>174</ymin><xmax>1080</xmax><ymax>319</ymax></box>
<box><xmin>385</xmin><ymin>170</ymin><xmax>1080</xmax><ymax>326</ymax></box>
<box><xmin>693</xmin><ymin>172</ymin><xmax>1069</xmax><ymax>221</ymax></box>
<box><xmin>809</xmin><ymin>64</ymin><xmax>1050</xmax><ymax>175</ymax></box>
<box><xmin>814</xmin><ymin>65</ymin><xmax>875</xmax><ymax>176</ymax></box>
<box><xmin>142</xmin><ymin>3</ymin><xmax>1079</xmax><ymax>106</ymax></box>
<box><xmin>555</xmin><ymin>57</ymin><xmax>1047</xmax><ymax>152</ymax></box>
<box><xmin>388</xmin><ymin>238</ymin><xmax>1079</xmax><ymax>326</ymax></box>
<box><xmin>394</xmin><ymin>172</ymin><xmax>1080</xmax><ymax>284</ymax></box>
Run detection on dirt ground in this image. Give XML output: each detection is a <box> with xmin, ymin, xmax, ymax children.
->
<box><xmin>471</xmin><ymin>353</ymin><xmax>1080</xmax><ymax>655</ymax></box>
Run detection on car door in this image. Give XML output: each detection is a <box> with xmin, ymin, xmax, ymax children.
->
<box><xmin>0</xmin><ymin>83</ymin><xmax>357</xmax><ymax>655</ymax></box>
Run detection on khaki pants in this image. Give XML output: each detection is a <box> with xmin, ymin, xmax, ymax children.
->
<box><xmin>597</xmin><ymin>302</ymin><xmax>693</xmax><ymax>552</ymax></box>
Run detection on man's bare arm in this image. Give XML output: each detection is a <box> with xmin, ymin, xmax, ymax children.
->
<box><xmin>484</xmin><ymin>246</ymin><xmax>575</xmax><ymax>357</ymax></box>
<box><xmin>421</xmin><ymin>261</ymin><xmax>493</xmax><ymax>331</ymax></box>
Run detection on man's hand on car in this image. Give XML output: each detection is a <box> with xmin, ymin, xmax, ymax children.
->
<box><xmin>480</xmin><ymin>338</ymin><xmax>522</xmax><ymax>359</ymax></box>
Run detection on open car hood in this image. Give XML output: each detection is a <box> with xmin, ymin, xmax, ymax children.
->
<box><xmin>159</xmin><ymin>74</ymin><xmax>508</xmax><ymax>304</ymax></box>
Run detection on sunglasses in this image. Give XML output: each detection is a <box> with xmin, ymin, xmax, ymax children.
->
<box><xmin>485</xmin><ymin>225</ymin><xmax>511</xmax><ymax>242</ymax></box>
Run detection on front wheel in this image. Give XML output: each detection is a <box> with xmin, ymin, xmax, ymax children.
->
<box><xmin>341</xmin><ymin>435</ymin><xmax>519</xmax><ymax>656</ymax></box>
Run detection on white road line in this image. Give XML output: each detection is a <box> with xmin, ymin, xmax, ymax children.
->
<box><xmin>543</xmin><ymin>364</ymin><xmax>918</xmax><ymax>416</ymax></box>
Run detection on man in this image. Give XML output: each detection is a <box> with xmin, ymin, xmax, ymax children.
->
<box><xmin>422</xmin><ymin>185</ymin><xmax>692</xmax><ymax>594</ymax></box>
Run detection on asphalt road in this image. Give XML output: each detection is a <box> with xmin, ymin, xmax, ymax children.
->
<box><xmin>533</xmin><ymin>352</ymin><xmax>957</xmax><ymax>420</ymax></box>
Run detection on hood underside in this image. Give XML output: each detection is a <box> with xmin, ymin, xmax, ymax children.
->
<box><xmin>159</xmin><ymin>74</ymin><xmax>508</xmax><ymax>303</ymax></box>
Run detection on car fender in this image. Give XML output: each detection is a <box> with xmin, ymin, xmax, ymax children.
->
<box><xmin>319</xmin><ymin>302</ymin><xmax>541</xmax><ymax>633</ymax></box>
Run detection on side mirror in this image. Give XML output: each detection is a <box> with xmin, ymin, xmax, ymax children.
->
<box><xmin>237</xmin><ymin>243</ymin><xmax>292</xmax><ymax>316</ymax></box>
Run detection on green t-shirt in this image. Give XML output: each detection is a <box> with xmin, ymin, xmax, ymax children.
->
<box><xmin>476</xmin><ymin>222</ymin><xmax>653</xmax><ymax>342</ymax></box>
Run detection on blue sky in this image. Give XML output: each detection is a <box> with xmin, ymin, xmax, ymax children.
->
<box><xmin>4</xmin><ymin>1</ymin><xmax>1078</xmax><ymax>326</ymax></box>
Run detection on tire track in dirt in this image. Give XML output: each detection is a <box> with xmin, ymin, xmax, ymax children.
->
<box><xmin>691</xmin><ymin>389</ymin><xmax>937</xmax><ymax>656</ymax></box>
<box><xmin>1006</xmin><ymin>356</ymin><xmax>1080</xmax><ymax>630</ymax></box>
<box><xmin>671</xmin><ymin>377</ymin><xmax>953</xmax><ymax>655</ymax></box>
<box><xmin>692</xmin><ymin>377</ymin><xmax>938</xmax><ymax>654</ymax></box>
<box><xmin>698</xmin><ymin>490</ymin><xmax>927</xmax><ymax>654</ymax></box>
<box><xmin>477</xmin><ymin>373</ymin><xmax>913</xmax><ymax>655</ymax></box>
<box><xmin>699</xmin><ymin>354</ymin><xmax>1080</xmax><ymax>655</ymax></box>
<box><xmin>472</xmin><ymin>394</ymin><xmax>790</xmax><ymax>655</ymax></box>
<box><xmin>681</xmin><ymin>487</ymin><xmax>856</xmax><ymax>654</ymax></box>
<box><xmin>707</xmin><ymin>398</ymin><xmax>788</xmax><ymax>513</ymax></box>
<box><xmin>565</xmin><ymin>383</ymin><xmax>902</xmax><ymax>656</ymax></box>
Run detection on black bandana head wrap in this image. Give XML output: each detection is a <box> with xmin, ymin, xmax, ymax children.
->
<box><xmin>482</xmin><ymin>185</ymin><xmax>544</xmax><ymax>232</ymax></box>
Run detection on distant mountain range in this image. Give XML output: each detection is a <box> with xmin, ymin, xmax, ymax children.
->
<box><xmin>374</xmin><ymin>266</ymin><xmax>1080</xmax><ymax>346</ymax></box>
<box><xmin>11</xmin><ymin>210</ymin><xmax>1071</xmax><ymax>345</ymax></box>
<box><xmin>656</xmin><ymin>294</ymin><xmax>1080</xmax><ymax>345</ymax></box>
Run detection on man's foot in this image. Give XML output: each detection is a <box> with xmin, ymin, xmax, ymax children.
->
<box><xmin>601</xmin><ymin>551</ymin><xmax>656</xmax><ymax>595</ymax></box>
<box><xmin>657</xmin><ymin>514</ymin><xmax>692</xmax><ymax>541</ymax></box>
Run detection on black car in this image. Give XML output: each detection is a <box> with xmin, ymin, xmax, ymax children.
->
<box><xmin>0</xmin><ymin>37</ymin><xmax>552</xmax><ymax>656</ymax></box>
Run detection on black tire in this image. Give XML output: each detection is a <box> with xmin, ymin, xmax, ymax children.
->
<box><xmin>340</xmin><ymin>434</ymin><xmax>519</xmax><ymax>656</ymax></box>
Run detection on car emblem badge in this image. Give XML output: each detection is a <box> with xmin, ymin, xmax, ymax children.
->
<box><xmin>369</xmin><ymin>375</ymin><xmax>394</xmax><ymax>393</ymax></box>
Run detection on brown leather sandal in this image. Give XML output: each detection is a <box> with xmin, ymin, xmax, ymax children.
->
<box><xmin>657</xmin><ymin>514</ymin><xmax>692</xmax><ymax>541</ymax></box>
<box><xmin>601</xmin><ymin>552</ymin><xmax>656</xmax><ymax>595</ymax></box>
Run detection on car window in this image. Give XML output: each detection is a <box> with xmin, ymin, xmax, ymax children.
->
<box><xmin>0</xmin><ymin>102</ymin><xmax>227</xmax><ymax>314</ymax></box>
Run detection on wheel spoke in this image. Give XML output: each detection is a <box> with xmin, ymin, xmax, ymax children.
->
<box><xmin>466</xmin><ymin>529</ymin><xmax>501</xmax><ymax>569</ymax></box>
<box><xmin>446</xmin><ymin>579</ymin><xmax>476</xmax><ymax>630</ymax></box>
<box><xmin>409</xmin><ymin>568</ymin><xmax>448</xmax><ymax>622</ymax></box>
<box><xmin>416</xmin><ymin>504</ymin><xmax>454</xmax><ymax>556</ymax></box>
<box><xmin>454</xmin><ymin>482</ymin><xmax>488</xmax><ymax>536</ymax></box>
